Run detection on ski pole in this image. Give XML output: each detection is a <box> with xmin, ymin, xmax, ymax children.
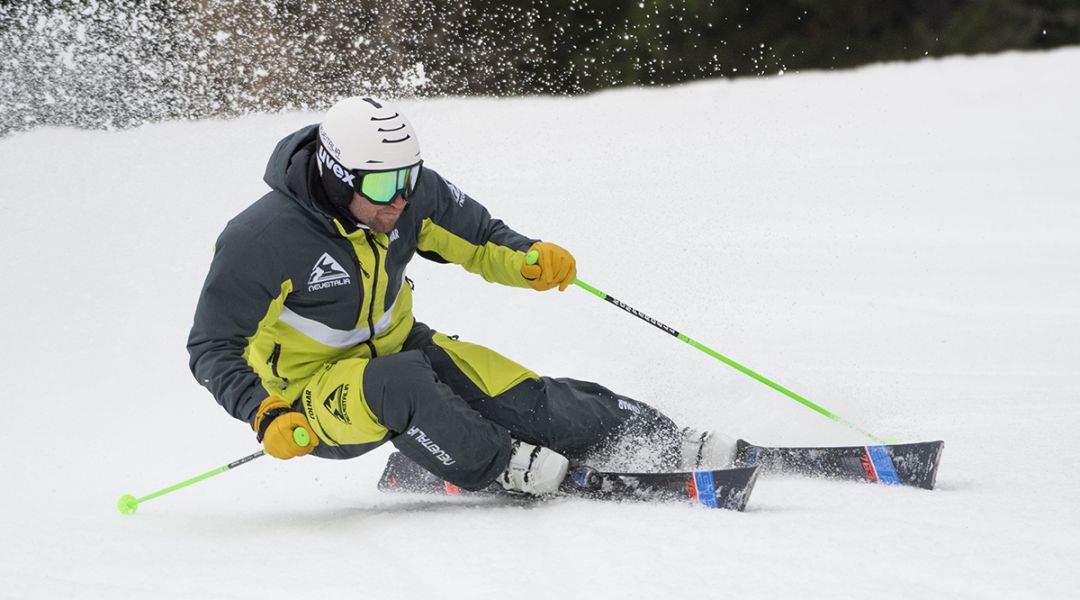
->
<box><xmin>526</xmin><ymin>251</ymin><xmax>888</xmax><ymax>444</ymax></box>
<box><xmin>117</xmin><ymin>428</ymin><xmax>310</xmax><ymax>515</ymax></box>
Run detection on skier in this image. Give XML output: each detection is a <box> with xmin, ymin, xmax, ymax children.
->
<box><xmin>188</xmin><ymin>96</ymin><xmax>733</xmax><ymax>496</ymax></box>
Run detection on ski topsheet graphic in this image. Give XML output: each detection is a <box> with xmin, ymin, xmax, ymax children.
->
<box><xmin>378</xmin><ymin>451</ymin><xmax>759</xmax><ymax>511</ymax></box>
<box><xmin>734</xmin><ymin>439</ymin><xmax>944</xmax><ymax>490</ymax></box>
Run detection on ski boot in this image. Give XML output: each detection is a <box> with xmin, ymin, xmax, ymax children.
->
<box><xmin>498</xmin><ymin>439</ymin><xmax>569</xmax><ymax>496</ymax></box>
<box><xmin>679</xmin><ymin>428</ymin><xmax>737</xmax><ymax>470</ymax></box>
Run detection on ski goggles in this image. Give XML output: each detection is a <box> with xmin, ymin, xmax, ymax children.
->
<box><xmin>353</xmin><ymin>162</ymin><xmax>423</xmax><ymax>204</ymax></box>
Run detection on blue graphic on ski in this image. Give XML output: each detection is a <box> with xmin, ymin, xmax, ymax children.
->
<box><xmin>734</xmin><ymin>439</ymin><xmax>944</xmax><ymax>489</ymax></box>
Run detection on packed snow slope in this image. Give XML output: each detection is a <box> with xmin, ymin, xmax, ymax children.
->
<box><xmin>2</xmin><ymin>49</ymin><xmax>1078</xmax><ymax>599</ymax></box>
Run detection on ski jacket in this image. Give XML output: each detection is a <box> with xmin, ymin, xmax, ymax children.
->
<box><xmin>187</xmin><ymin>125</ymin><xmax>537</xmax><ymax>425</ymax></box>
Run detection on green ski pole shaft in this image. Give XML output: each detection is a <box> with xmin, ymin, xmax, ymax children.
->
<box><xmin>118</xmin><ymin>428</ymin><xmax>311</xmax><ymax>515</ymax></box>
<box><xmin>526</xmin><ymin>251</ymin><xmax>887</xmax><ymax>444</ymax></box>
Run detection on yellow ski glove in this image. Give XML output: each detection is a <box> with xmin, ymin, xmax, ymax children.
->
<box><xmin>253</xmin><ymin>396</ymin><xmax>320</xmax><ymax>459</ymax></box>
<box><xmin>521</xmin><ymin>241</ymin><xmax>577</xmax><ymax>291</ymax></box>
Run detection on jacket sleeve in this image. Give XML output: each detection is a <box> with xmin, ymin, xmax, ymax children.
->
<box><xmin>416</xmin><ymin>169</ymin><xmax>538</xmax><ymax>287</ymax></box>
<box><xmin>187</xmin><ymin>222</ymin><xmax>284</xmax><ymax>426</ymax></box>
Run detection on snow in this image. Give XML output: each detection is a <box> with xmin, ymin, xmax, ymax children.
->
<box><xmin>2</xmin><ymin>49</ymin><xmax>1079</xmax><ymax>598</ymax></box>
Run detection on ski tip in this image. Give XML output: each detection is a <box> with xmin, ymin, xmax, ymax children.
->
<box><xmin>734</xmin><ymin>466</ymin><xmax>760</xmax><ymax>511</ymax></box>
<box><xmin>688</xmin><ymin>466</ymin><xmax>758</xmax><ymax>511</ymax></box>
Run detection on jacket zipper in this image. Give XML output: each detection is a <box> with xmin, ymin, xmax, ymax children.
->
<box><xmin>364</xmin><ymin>231</ymin><xmax>382</xmax><ymax>356</ymax></box>
<box><xmin>341</xmin><ymin>241</ymin><xmax>377</xmax><ymax>357</ymax></box>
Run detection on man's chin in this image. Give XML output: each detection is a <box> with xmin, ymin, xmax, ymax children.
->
<box><xmin>372</xmin><ymin>216</ymin><xmax>400</xmax><ymax>233</ymax></box>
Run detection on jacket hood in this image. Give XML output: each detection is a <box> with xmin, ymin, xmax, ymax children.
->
<box><xmin>263</xmin><ymin>124</ymin><xmax>318</xmax><ymax>198</ymax></box>
<box><xmin>263</xmin><ymin>124</ymin><xmax>360</xmax><ymax>232</ymax></box>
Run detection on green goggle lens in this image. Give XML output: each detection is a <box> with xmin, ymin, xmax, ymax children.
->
<box><xmin>358</xmin><ymin>165</ymin><xmax>420</xmax><ymax>204</ymax></box>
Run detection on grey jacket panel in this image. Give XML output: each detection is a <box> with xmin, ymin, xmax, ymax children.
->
<box><xmin>187</xmin><ymin>215</ymin><xmax>287</xmax><ymax>424</ymax></box>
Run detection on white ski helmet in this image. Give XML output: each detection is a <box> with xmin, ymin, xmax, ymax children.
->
<box><xmin>319</xmin><ymin>96</ymin><xmax>421</xmax><ymax>170</ymax></box>
<box><xmin>316</xmin><ymin>96</ymin><xmax>422</xmax><ymax>207</ymax></box>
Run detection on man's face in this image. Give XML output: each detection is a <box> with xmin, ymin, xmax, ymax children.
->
<box><xmin>348</xmin><ymin>192</ymin><xmax>406</xmax><ymax>234</ymax></box>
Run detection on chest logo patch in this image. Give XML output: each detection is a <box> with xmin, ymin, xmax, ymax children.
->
<box><xmin>308</xmin><ymin>252</ymin><xmax>351</xmax><ymax>292</ymax></box>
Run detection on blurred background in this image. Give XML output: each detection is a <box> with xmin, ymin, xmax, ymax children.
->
<box><xmin>2</xmin><ymin>0</ymin><xmax>1078</xmax><ymax>136</ymax></box>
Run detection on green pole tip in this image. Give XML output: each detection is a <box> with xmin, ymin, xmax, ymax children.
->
<box><xmin>883</xmin><ymin>437</ymin><xmax>898</xmax><ymax>445</ymax></box>
<box><xmin>117</xmin><ymin>494</ymin><xmax>139</xmax><ymax>515</ymax></box>
<box><xmin>525</xmin><ymin>250</ymin><xmax>539</xmax><ymax>265</ymax></box>
<box><xmin>293</xmin><ymin>427</ymin><xmax>310</xmax><ymax>447</ymax></box>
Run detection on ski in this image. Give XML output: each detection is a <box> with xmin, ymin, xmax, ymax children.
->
<box><xmin>377</xmin><ymin>451</ymin><xmax>759</xmax><ymax>511</ymax></box>
<box><xmin>733</xmin><ymin>439</ymin><xmax>944</xmax><ymax>490</ymax></box>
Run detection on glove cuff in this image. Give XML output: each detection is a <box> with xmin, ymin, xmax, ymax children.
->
<box><xmin>255</xmin><ymin>406</ymin><xmax>292</xmax><ymax>443</ymax></box>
